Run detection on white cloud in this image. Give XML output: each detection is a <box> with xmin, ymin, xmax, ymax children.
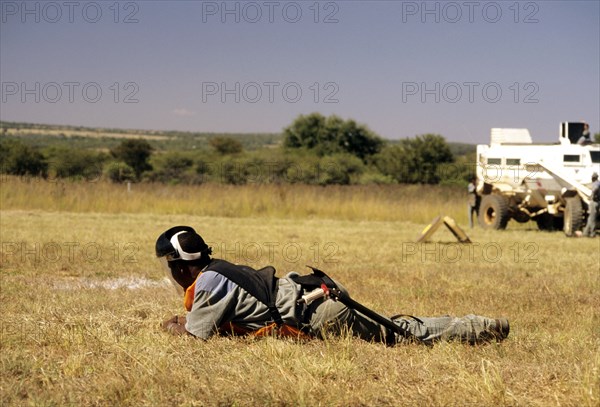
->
<box><xmin>172</xmin><ymin>108</ymin><xmax>197</xmax><ymax>117</ymax></box>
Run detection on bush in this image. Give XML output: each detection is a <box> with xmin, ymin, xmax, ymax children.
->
<box><xmin>213</xmin><ymin>158</ymin><xmax>244</xmax><ymax>185</ymax></box>
<box><xmin>195</xmin><ymin>158</ymin><xmax>214</xmax><ymax>183</ymax></box>
<box><xmin>209</xmin><ymin>137</ymin><xmax>243</xmax><ymax>155</ymax></box>
<box><xmin>375</xmin><ymin>134</ymin><xmax>454</xmax><ymax>184</ymax></box>
<box><xmin>147</xmin><ymin>152</ymin><xmax>196</xmax><ymax>184</ymax></box>
<box><xmin>105</xmin><ymin>162</ymin><xmax>135</xmax><ymax>183</ymax></box>
<box><xmin>284</xmin><ymin>155</ymin><xmax>321</xmax><ymax>184</ymax></box>
<box><xmin>111</xmin><ymin>139</ymin><xmax>153</xmax><ymax>180</ymax></box>
<box><xmin>0</xmin><ymin>139</ymin><xmax>48</xmax><ymax>177</ymax></box>
<box><xmin>45</xmin><ymin>148</ymin><xmax>106</xmax><ymax>181</ymax></box>
<box><xmin>318</xmin><ymin>154</ymin><xmax>365</xmax><ymax>185</ymax></box>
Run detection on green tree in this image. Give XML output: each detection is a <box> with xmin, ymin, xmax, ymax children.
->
<box><xmin>283</xmin><ymin>112</ymin><xmax>327</xmax><ymax>150</ymax></box>
<box><xmin>375</xmin><ymin>145</ymin><xmax>412</xmax><ymax>183</ymax></box>
<box><xmin>375</xmin><ymin>134</ymin><xmax>454</xmax><ymax>184</ymax></box>
<box><xmin>209</xmin><ymin>136</ymin><xmax>243</xmax><ymax>155</ymax></box>
<box><xmin>594</xmin><ymin>133</ymin><xmax>600</xmax><ymax>144</ymax></box>
<box><xmin>0</xmin><ymin>139</ymin><xmax>48</xmax><ymax>177</ymax></box>
<box><xmin>111</xmin><ymin>139</ymin><xmax>153</xmax><ymax>180</ymax></box>
<box><xmin>283</xmin><ymin>113</ymin><xmax>384</xmax><ymax>160</ymax></box>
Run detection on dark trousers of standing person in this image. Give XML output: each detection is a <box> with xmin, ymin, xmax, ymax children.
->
<box><xmin>468</xmin><ymin>204</ymin><xmax>478</xmax><ymax>228</ymax></box>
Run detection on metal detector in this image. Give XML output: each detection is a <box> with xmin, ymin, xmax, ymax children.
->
<box><xmin>297</xmin><ymin>266</ymin><xmax>424</xmax><ymax>344</ymax></box>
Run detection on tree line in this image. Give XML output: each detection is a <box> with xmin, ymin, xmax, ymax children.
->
<box><xmin>1</xmin><ymin>113</ymin><xmax>474</xmax><ymax>186</ymax></box>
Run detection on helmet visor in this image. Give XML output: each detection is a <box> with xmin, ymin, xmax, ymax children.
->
<box><xmin>158</xmin><ymin>256</ymin><xmax>185</xmax><ymax>295</ymax></box>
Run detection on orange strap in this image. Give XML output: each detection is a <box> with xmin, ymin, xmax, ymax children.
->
<box><xmin>252</xmin><ymin>323</ymin><xmax>312</xmax><ymax>339</ymax></box>
<box><xmin>183</xmin><ymin>273</ymin><xmax>202</xmax><ymax>311</ymax></box>
<box><xmin>219</xmin><ymin>322</ymin><xmax>312</xmax><ymax>340</ymax></box>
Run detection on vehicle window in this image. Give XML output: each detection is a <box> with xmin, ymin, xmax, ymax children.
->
<box><xmin>563</xmin><ymin>155</ymin><xmax>580</xmax><ymax>162</ymax></box>
<box><xmin>487</xmin><ymin>158</ymin><xmax>501</xmax><ymax>165</ymax></box>
<box><xmin>590</xmin><ymin>151</ymin><xmax>600</xmax><ymax>164</ymax></box>
<box><xmin>506</xmin><ymin>158</ymin><xmax>520</xmax><ymax>165</ymax></box>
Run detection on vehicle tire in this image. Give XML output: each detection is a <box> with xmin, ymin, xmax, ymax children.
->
<box><xmin>479</xmin><ymin>195</ymin><xmax>510</xmax><ymax>230</ymax></box>
<box><xmin>563</xmin><ymin>197</ymin><xmax>583</xmax><ymax>237</ymax></box>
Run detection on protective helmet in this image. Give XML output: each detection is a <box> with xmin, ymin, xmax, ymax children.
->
<box><xmin>155</xmin><ymin>226</ymin><xmax>212</xmax><ymax>293</ymax></box>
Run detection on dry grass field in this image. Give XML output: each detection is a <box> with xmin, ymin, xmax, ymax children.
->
<box><xmin>1</xmin><ymin>178</ymin><xmax>598</xmax><ymax>406</ymax></box>
<box><xmin>3</xmin><ymin>127</ymin><xmax>171</xmax><ymax>140</ymax></box>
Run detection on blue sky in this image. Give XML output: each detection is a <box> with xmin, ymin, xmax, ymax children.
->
<box><xmin>1</xmin><ymin>0</ymin><xmax>598</xmax><ymax>143</ymax></box>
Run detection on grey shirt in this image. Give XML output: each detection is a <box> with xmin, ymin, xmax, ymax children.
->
<box><xmin>185</xmin><ymin>270</ymin><xmax>303</xmax><ymax>339</ymax></box>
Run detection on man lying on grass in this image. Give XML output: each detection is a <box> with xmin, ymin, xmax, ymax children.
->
<box><xmin>157</xmin><ymin>226</ymin><xmax>509</xmax><ymax>345</ymax></box>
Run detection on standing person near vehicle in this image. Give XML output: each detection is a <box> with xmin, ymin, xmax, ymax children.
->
<box><xmin>582</xmin><ymin>172</ymin><xmax>600</xmax><ymax>237</ymax></box>
<box><xmin>467</xmin><ymin>177</ymin><xmax>480</xmax><ymax>228</ymax></box>
<box><xmin>156</xmin><ymin>226</ymin><xmax>509</xmax><ymax>345</ymax></box>
<box><xmin>577</xmin><ymin>123</ymin><xmax>592</xmax><ymax>145</ymax></box>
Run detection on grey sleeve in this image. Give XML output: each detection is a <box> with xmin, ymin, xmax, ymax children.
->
<box><xmin>185</xmin><ymin>271</ymin><xmax>238</xmax><ymax>339</ymax></box>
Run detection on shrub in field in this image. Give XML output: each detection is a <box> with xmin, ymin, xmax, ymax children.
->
<box><xmin>209</xmin><ymin>136</ymin><xmax>244</xmax><ymax>155</ymax></box>
<box><xmin>285</xmin><ymin>154</ymin><xmax>321</xmax><ymax>184</ymax></box>
<box><xmin>247</xmin><ymin>150</ymin><xmax>290</xmax><ymax>183</ymax></box>
<box><xmin>105</xmin><ymin>161</ymin><xmax>136</xmax><ymax>183</ymax></box>
<box><xmin>216</xmin><ymin>157</ymin><xmax>250</xmax><ymax>185</ymax></box>
<box><xmin>45</xmin><ymin>147</ymin><xmax>106</xmax><ymax>181</ymax></box>
<box><xmin>217</xmin><ymin>156</ymin><xmax>288</xmax><ymax>185</ymax></box>
<box><xmin>258</xmin><ymin>156</ymin><xmax>296</xmax><ymax>184</ymax></box>
<box><xmin>0</xmin><ymin>139</ymin><xmax>48</xmax><ymax>177</ymax></box>
<box><xmin>146</xmin><ymin>152</ymin><xmax>197</xmax><ymax>184</ymax></box>
<box><xmin>195</xmin><ymin>157</ymin><xmax>213</xmax><ymax>182</ymax></box>
<box><xmin>318</xmin><ymin>154</ymin><xmax>365</xmax><ymax>185</ymax></box>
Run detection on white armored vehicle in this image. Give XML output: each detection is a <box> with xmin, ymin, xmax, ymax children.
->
<box><xmin>476</xmin><ymin>122</ymin><xmax>599</xmax><ymax>236</ymax></box>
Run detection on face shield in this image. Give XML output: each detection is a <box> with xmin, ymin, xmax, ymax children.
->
<box><xmin>159</xmin><ymin>256</ymin><xmax>185</xmax><ymax>295</ymax></box>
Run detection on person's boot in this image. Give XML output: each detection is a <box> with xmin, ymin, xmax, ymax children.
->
<box><xmin>489</xmin><ymin>318</ymin><xmax>510</xmax><ymax>341</ymax></box>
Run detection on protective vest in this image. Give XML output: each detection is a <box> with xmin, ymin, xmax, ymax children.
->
<box><xmin>200</xmin><ymin>259</ymin><xmax>310</xmax><ymax>339</ymax></box>
<box><xmin>207</xmin><ymin>259</ymin><xmax>283</xmax><ymax>325</ymax></box>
